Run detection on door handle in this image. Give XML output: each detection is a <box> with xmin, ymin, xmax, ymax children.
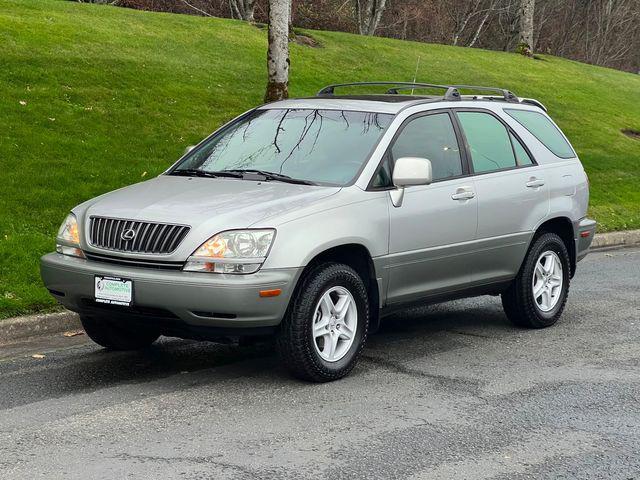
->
<box><xmin>526</xmin><ymin>178</ymin><xmax>545</xmax><ymax>188</ymax></box>
<box><xmin>451</xmin><ymin>188</ymin><xmax>475</xmax><ymax>200</ymax></box>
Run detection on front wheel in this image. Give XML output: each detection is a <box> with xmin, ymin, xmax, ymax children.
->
<box><xmin>502</xmin><ymin>232</ymin><xmax>571</xmax><ymax>328</ymax></box>
<box><xmin>80</xmin><ymin>314</ymin><xmax>160</xmax><ymax>350</ymax></box>
<box><xmin>276</xmin><ymin>262</ymin><xmax>369</xmax><ymax>382</ymax></box>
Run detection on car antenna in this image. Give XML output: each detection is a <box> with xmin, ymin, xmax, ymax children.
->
<box><xmin>411</xmin><ymin>56</ymin><xmax>421</xmax><ymax>95</ymax></box>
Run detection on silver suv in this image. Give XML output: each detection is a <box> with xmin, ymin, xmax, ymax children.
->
<box><xmin>41</xmin><ymin>82</ymin><xmax>596</xmax><ymax>382</ymax></box>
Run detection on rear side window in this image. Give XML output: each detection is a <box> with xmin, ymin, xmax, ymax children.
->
<box><xmin>390</xmin><ymin>113</ymin><xmax>463</xmax><ymax>181</ymax></box>
<box><xmin>457</xmin><ymin>112</ymin><xmax>516</xmax><ymax>173</ymax></box>
<box><xmin>504</xmin><ymin>109</ymin><xmax>575</xmax><ymax>159</ymax></box>
<box><xmin>510</xmin><ymin>133</ymin><xmax>534</xmax><ymax>166</ymax></box>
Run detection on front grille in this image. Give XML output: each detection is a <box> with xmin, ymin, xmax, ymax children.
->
<box><xmin>84</xmin><ymin>252</ymin><xmax>184</xmax><ymax>270</ymax></box>
<box><xmin>89</xmin><ymin>217</ymin><xmax>190</xmax><ymax>254</ymax></box>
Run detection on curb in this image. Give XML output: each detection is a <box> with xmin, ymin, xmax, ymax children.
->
<box><xmin>0</xmin><ymin>311</ymin><xmax>80</xmax><ymax>345</ymax></box>
<box><xmin>591</xmin><ymin>229</ymin><xmax>640</xmax><ymax>250</ymax></box>
<box><xmin>0</xmin><ymin>229</ymin><xmax>638</xmax><ymax>345</ymax></box>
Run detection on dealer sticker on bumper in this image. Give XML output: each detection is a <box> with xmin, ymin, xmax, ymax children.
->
<box><xmin>95</xmin><ymin>276</ymin><xmax>133</xmax><ymax>306</ymax></box>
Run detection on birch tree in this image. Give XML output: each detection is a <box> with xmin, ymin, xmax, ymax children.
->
<box><xmin>229</xmin><ymin>0</ymin><xmax>256</xmax><ymax>22</ymax></box>
<box><xmin>265</xmin><ymin>0</ymin><xmax>290</xmax><ymax>102</ymax></box>
<box><xmin>516</xmin><ymin>0</ymin><xmax>535</xmax><ymax>56</ymax></box>
<box><xmin>356</xmin><ymin>0</ymin><xmax>388</xmax><ymax>36</ymax></box>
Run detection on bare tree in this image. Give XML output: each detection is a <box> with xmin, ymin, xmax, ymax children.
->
<box><xmin>584</xmin><ymin>0</ymin><xmax>639</xmax><ymax>67</ymax></box>
<box><xmin>265</xmin><ymin>0</ymin><xmax>290</xmax><ymax>102</ymax></box>
<box><xmin>516</xmin><ymin>0</ymin><xmax>535</xmax><ymax>56</ymax></box>
<box><xmin>355</xmin><ymin>0</ymin><xmax>387</xmax><ymax>36</ymax></box>
<box><xmin>468</xmin><ymin>0</ymin><xmax>498</xmax><ymax>47</ymax></box>
<box><xmin>229</xmin><ymin>0</ymin><xmax>256</xmax><ymax>22</ymax></box>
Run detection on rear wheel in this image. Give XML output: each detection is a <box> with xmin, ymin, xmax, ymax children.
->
<box><xmin>502</xmin><ymin>232</ymin><xmax>570</xmax><ymax>328</ymax></box>
<box><xmin>276</xmin><ymin>262</ymin><xmax>369</xmax><ymax>382</ymax></box>
<box><xmin>80</xmin><ymin>314</ymin><xmax>160</xmax><ymax>350</ymax></box>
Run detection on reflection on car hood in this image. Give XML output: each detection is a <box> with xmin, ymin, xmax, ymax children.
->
<box><xmin>84</xmin><ymin>175</ymin><xmax>341</xmax><ymax>232</ymax></box>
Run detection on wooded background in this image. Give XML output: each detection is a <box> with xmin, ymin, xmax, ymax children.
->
<box><xmin>95</xmin><ymin>0</ymin><xmax>640</xmax><ymax>74</ymax></box>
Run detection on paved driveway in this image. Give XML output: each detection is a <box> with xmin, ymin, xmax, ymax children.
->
<box><xmin>1</xmin><ymin>248</ymin><xmax>638</xmax><ymax>479</ymax></box>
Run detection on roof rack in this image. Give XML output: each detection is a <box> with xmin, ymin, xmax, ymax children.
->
<box><xmin>317</xmin><ymin>82</ymin><xmax>461</xmax><ymax>101</ymax></box>
<box><xmin>449</xmin><ymin>85</ymin><xmax>519</xmax><ymax>103</ymax></box>
<box><xmin>316</xmin><ymin>81</ymin><xmax>521</xmax><ymax>104</ymax></box>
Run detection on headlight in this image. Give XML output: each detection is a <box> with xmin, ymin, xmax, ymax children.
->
<box><xmin>183</xmin><ymin>229</ymin><xmax>275</xmax><ymax>274</ymax></box>
<box><xmin>56</xmin><ymin>213</ymin><xmax>85</xmax><ymax>258</ymax></box>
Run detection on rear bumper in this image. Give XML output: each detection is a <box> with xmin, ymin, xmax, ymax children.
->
<box><xmin>576</xmin><ymin>217</ymin><xmax>597</xmax><ymax>262</ymax></box>
<box><xmin>40</xmin><ymin>253</ymin><xmax>301</xmax><ymax>330</ymax></box>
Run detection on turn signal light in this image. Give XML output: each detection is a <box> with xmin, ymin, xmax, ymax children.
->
<box><xmin>259</xmin><ymin>289</ymin><xmax>282</xmax><ymax>298</ymax></box>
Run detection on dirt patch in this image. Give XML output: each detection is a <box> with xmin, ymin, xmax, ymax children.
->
<box><xmin>622</xmin><ymin>129</ymin><xmax>640</xmax><ymax>140</ymax></box>
<box><xmin>293</xmin><ymin>33</ymin><xmax>321</xmax><ymax>48</ymax></box>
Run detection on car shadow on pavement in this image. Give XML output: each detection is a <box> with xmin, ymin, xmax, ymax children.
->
<box><xmin>2</xmin><ymin>298</ymin><xmax>513</xmax><ymax>408</ymax></box>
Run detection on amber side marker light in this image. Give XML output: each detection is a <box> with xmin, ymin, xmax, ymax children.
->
<box><xmin>259</xmin><ymin>289</ymin><xmax>282</xmax><ymax>298</ymax></box>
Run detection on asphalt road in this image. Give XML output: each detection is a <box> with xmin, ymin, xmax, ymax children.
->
<box><xmin>1</xmin><ymin>247</ymin><xmax>639</xmax><ymax>479</ymax></box>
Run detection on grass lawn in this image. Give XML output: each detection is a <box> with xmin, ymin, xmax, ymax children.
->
<box><xmin>1</xmin><ymin>0</ymin><xmax>639</xmax><ymax>319</ymax></box>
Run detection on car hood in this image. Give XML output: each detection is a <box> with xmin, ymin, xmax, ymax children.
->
<box><xmin>80</xmin><ymin>175</ymin><xmax>340</xmax><ymax>254</ymax></box>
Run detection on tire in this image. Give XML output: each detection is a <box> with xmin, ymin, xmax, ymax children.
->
<box><xmin>276</xmin><ymin>262</ymin><xmax>369</xmax><ymax>382</ymax></box>
<box><xmin>80</xmin><ymin>314</ymin><xmax>160</xmax><ymax>350</ymax></box>
<box><xmin>502</xmin><ymin>232</ymin><xmax>571</xmax><ymax>328</ymax></box>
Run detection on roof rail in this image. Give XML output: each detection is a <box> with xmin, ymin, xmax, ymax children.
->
<box><xmin>316</xmin><ymin>81</ymin><xmax>522</xmax><ymax>104</ymax></box>
<box><xmin>317</xmin><ymin>82</ymin><xmax>461</xmax><ymax>101</ymax></box>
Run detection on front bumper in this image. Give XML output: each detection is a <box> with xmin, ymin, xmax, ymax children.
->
<box><xmin>40</xmin><ymin>253</ymin><xmax>301</xmax><ymax>329</ymax></box>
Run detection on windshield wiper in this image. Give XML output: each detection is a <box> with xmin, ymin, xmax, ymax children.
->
<box><xmin>220</xmin><ymin>169</ymin><xmax>317</xmax><ymax>186</ymax></box>
<box><xmin>168</xmin><ymin>169</ymin><xmax>242</xmax><ymax>179</ymax></box>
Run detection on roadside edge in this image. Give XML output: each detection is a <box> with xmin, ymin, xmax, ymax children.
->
<box><xmin>0</xmin><ymin>311</ymin><xmax>80</xmax><ymax>345</ymax></box>
<box><xmin>591</xmin><ymin>229</ymin><xmax>640</xmax><ymax>250</ymax></box>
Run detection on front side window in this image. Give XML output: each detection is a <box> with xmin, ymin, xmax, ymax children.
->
<box><xmin>173</xmin><ymin>109</ymin><xmax>393</xmax><ymax>186</ymax></box>
<box><xmin>504</xmin><ymin>109</ymin><xmax>575</xmax><ymax>159</ymax></box>
<box><xmin>457</xmin><ymin>112</ymin><xmax>517</xmax><ymax>173</ymax></box>
<box><xmin>388</xmin><ymin>113</ymin><xmax>463</xmax><ymax>182</ymax></box>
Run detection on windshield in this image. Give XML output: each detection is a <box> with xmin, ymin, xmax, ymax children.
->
<box><xmin>171</xmin><ymin>108</ymin><xmax>394</xmax><ymax>186</ymax></box>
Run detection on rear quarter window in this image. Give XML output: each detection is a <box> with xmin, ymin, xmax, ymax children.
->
<box><xmin>504</xmin><ymin>109</ymin><xmax>576</xmax><ymax>159</ymax></box>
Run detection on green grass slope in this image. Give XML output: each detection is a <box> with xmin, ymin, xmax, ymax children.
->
<box><xmin>1</xmin><ymin>0</ymin><xmax>639</xmax><ymax>318</ymax></box>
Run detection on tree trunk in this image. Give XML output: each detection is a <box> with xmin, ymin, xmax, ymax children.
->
<box><xmin>356</xmin><ymin>0</ymin><xmax>387</xmax><ymax>36</ymax></box>
<box><xmin>229</xmin><ymin>0</ymin><xmax>255</xmax><ymax>22</ymax></box>
<box><xmin>265</xmin><ymin>0</ymin><xmax>290</xmax><ymax>102</ymax></box>
<box><xmin>517</xmin><ymin>0</ymin><xmax>535</xmax><ymax>56</ymax></box>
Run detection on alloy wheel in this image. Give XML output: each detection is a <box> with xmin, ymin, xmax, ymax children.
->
<box><xmin>312</xmin><ymin>286</ymin><xmax>358</xmax><ymax>362</ymax></box>
<box><xmin>532</xmin><ymin>250</ymin><xmax>563</xmax><ymax>312</ymax></box>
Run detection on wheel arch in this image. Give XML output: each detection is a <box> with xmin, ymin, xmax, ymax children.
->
<box><xmin>531</xmin><ymin>216</ymin><xmax>576</xmax><ymax>277</ymax></box>
<box><xmin>291</xmin><ymin>243</ymin><xmax>381</xmax><ymax>333</ymax></box>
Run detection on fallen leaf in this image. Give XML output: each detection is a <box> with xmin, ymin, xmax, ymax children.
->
<box><xmin>63</xmin><ymin>330</ymin><xmax>84</xmax><ymax>338</ymax></box>
<box><xmin>48</xmin><ymin>117</ymin><xmax>55</xmax><ymax>121</ymax></box>
<box><xmin>141</xmin><ymin>171</ymin><xmax>147</xmax><ymax>177</ymax></box>
<box><xmin>19</xmin><ymin>100</ymin><xmax>27</xmax><ymax>106</ymax></box>
<box><xmin>31</xmin><ymin>354</ymin><xmax>46</xmax><ymax>359</ymax></box>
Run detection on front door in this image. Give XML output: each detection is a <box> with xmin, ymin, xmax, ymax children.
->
<box><xmin>384</xmin><ymin>110</ymin><xmax>478</xmax><ymax>305</ymax></box>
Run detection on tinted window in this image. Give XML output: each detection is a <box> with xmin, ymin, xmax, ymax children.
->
<box><xmin>457</xmin><ymin>112</ymin><xmax>516</xmax><ymax>173</ymax></box>
<box><xmin>510</xmin><ymin>132</ymin><xmax>534</xmax><ymax>166</ymax></box>
<box><xmin>505</xmin><ymin>109</ymin><xmax>575</xmax><ymax>159</ymax></box>
<box><xmin>175</xmin><ymin>109</ymin><xmax>393</xmax><ymax>186</ymax></box>
<box><xmin>390</xmin><ymin>113</ymin><xmax>463</xmax><ymax>181</ymax></box>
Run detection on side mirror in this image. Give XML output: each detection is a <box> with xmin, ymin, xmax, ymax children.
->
<box><xmin>390</xmin><ymin>157</ymin><xmax>433</xmax><ymax>207</ymax></box>
<box><xmin>184</xmin><ymin>145</ymin><xmax>196</xmax><ymax>155</ymax></box>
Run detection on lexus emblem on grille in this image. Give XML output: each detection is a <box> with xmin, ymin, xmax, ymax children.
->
<box><xmin>121</xmin><ymin>228</ymin><xmax>137</xmax><ymax>241</ymax></box>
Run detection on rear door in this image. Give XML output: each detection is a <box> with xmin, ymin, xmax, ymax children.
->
<box><xmin>382</xmin><ymin>110</ymin><xmax>478</xmax><ymax>304</ymax></box>
<box><xmin>454</xmin><ymin>109</ymin><xmax>549</xmax><ymax>284</ymax></box>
